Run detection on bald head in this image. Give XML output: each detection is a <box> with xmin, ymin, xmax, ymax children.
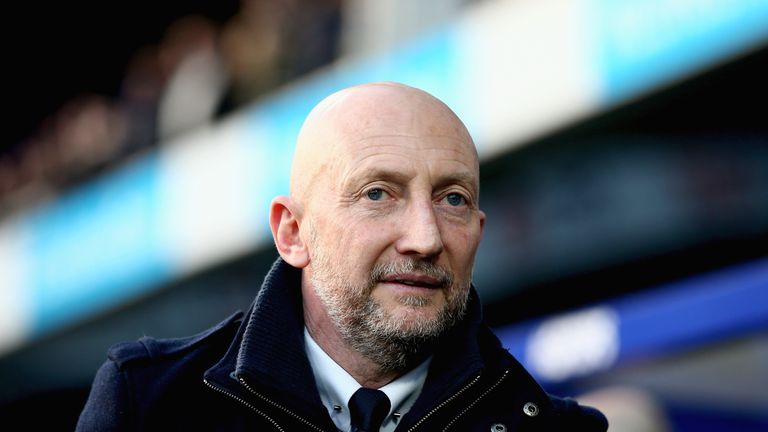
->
<box><xmin>289</xmin><ymin>82</ymin><xmax>477</xmax><ymax>206</ymax></box>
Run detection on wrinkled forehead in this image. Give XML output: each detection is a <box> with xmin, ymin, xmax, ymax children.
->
<box><xmin>291</xmin><ymin>83</ymin><xmax>479</xmax><ymax>197</ymax></box>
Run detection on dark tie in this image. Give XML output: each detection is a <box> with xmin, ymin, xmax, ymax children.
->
<box><xmin>349</xmin><ymin>387</ymin><xmax>391</xmax><ymax>432</ymax></box>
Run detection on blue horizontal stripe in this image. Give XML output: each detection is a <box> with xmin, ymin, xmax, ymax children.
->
<box><xmin>494</xmin><ymin>258</ymin><xmax>768</xmax><ymax>383</ymax></box>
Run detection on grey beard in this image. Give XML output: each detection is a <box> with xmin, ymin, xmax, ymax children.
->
<box><xmin>341</xmin><ymin>295</ymin><xmax>467</xmax><ymax>373</ymax></box>
<box><xmin>313</xmin><ymin>258</ymin><xmax>468</xmax><ymax>375</ymax></box>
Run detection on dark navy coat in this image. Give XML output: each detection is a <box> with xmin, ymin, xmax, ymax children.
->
<box><xmin>77</xmin><ymin>258</ymin><xmax>607</xmax><ymax>431</ymax></box>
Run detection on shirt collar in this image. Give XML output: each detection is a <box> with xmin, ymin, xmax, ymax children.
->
<box><xmin>304</xmin><ymin>327</ymin><xmax>431</xmax><ymax>431</ymax></box>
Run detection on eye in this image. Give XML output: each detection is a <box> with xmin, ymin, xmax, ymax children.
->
<box><xmin>444</xmin><ymin>192</ymin><xmax>466</xmax><ymax>206</ymax></box>
<box><xmin>366</xmin><ymin>188</ymin><xmax>386</xmax><ymax>201</ymax></box>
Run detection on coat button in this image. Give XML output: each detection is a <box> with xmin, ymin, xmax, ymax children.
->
<box><xmin>490</xmin><ymin>423</ymin><xmax>507</xmax><ymax>432</ymax></box>
<box><xmin>523</xmin><ymin>402</ymin><xmax>539</xmax><ymax>417</ymax></box>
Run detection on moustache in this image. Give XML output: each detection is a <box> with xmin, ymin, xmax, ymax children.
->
<box><xmin>370</xmin><ymin>260</ymin><xmax>454</xmax><ymax>289</ymax></box>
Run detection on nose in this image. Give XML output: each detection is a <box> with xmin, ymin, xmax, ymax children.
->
<box><xmin>394</xmin><ymin>199</ymin><xmax>444</xmax><ymax>258</ymax></box>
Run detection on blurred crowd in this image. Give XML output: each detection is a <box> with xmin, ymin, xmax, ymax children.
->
<box><xmin>0</xmin><ymin>0</ymin><xmax>342</xmax><ymax>218</ymax></box>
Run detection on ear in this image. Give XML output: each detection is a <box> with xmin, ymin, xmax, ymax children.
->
<box><xmin>269</xmin><ymin>196</ymin><xmax>310</xmax><ymax>268</ymax></box>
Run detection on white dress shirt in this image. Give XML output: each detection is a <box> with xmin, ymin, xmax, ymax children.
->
<box><xmin>304</xmin><ymin>328</ymin><xmax>431</xmax><ymax>432</ymax></box>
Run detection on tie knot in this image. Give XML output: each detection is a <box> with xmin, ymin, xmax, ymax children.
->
<box><xmin>349</xmin><ymin>388</ymin><xmax>391</xmax><ymax>432</ymax></box>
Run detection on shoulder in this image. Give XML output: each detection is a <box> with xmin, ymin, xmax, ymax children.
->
<box><xmin>547</xmin><ymin>394</ymin><xmax>608</xmax><ymax>431</ymax></box>
<box><xmin>106</xmin><ymin>311</ymin><xmax>244</xmax><ymax>370</ymax></box>
<box><xmin>476</xmin><ymin>327</ymin><xmax>608</xmax><ymax>431</ymax></box>
<box><xmin>76</xmin><ymin>312</ymin><xmax>245</xmax><ymax>430</ymax></box>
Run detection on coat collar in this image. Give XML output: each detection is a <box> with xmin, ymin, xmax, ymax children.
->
<box><xmin>236</xmin><ymin>257</ymin><xmax>322</xmax><ymax>408</ymax></box>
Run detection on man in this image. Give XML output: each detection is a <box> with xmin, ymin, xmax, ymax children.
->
<box><xmin>77</xmin><ymin>82</ymin><xmax>607</xmax><ymax>431</ymax></box>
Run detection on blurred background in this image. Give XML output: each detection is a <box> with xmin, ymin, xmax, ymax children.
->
<box><xmin>1</xmin><ymin>0</ymin><xmax>767</xmax><ymax>430</ymax></box>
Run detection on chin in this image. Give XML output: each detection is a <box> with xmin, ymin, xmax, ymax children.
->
<box><xmin>387</xmin><ymin>303</ymin><xmax>443</xmax><ymax>330</ymax></box>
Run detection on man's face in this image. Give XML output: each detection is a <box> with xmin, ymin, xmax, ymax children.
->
<box><xmin>301</xmin><ymin>92</ymin><xmax>485</xmax><ymax>359</ymax></box>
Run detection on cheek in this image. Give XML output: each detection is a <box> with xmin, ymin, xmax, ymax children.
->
<box><xmin>347</xmin><ymin>217</ymin><xmax>399</xmax><ymax>249</ymax></box>
<box><xmin>442</xmin><ymin>222</ymin><xmax>483</xmax><ymax>279</ymax></box>
<box><xmin>445</xmin><ymin>221</ymin><xmax>482</xmax><ymax>257</ymax></box>
<box><xmin>322</xmin><ymin>218</ymin><xmax>396</xmax><ymax>277</ymax></box>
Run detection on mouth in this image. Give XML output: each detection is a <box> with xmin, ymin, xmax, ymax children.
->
<box><xmin>380</xmin><ymin>273</ymin><xmax>445</xmax><ymax>290</ymax></box>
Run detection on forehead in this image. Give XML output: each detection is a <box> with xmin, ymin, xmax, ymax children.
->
<box><xmin>336</xmin><ymin>88</ymin><xmax>474</xmax><ymax>151</ymax></box>
<box><xmin>341</xmin><ymin>134</ymin><xmax>476</xmax><ymax>166</ymax></box>
<box><xmin>327</xmin><ymin>92</ymin><xmax>478</xmax><ymax>185</ymax></box>
<box><xmin>330</xmin><ymin>135</ymin><xmax>479</xmax><ymax>195</ymax></box>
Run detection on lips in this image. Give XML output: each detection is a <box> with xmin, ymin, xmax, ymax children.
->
<box><xmin>381</xmin><ymin>273</ymin><xmax>444</xmax><ymax>289</ymax></box>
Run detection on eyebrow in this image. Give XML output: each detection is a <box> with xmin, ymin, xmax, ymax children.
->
<box><xmin>435</xmin><ymin>172</ymin><xmax>480</xmax><ymax>196</ymax></box>
<box><xmin>348</xmin><ymin>168</ymin><xmax>478</xmax><ymax>195</ymax></box>
<box><xmin>350</xmin><ymin>168</ymin><xmax>413</xmax><ymax>187</ymax></box>
<box><xmin>438</xmin><ymin>172</ymin><xmax>477</xmax><ymax>186</ymax></box>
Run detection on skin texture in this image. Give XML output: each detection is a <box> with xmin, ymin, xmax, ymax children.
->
<box><xmin>269</xmin><ymin>82</ymin><xmax>485</xmax><ymax>388</ymax></box>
